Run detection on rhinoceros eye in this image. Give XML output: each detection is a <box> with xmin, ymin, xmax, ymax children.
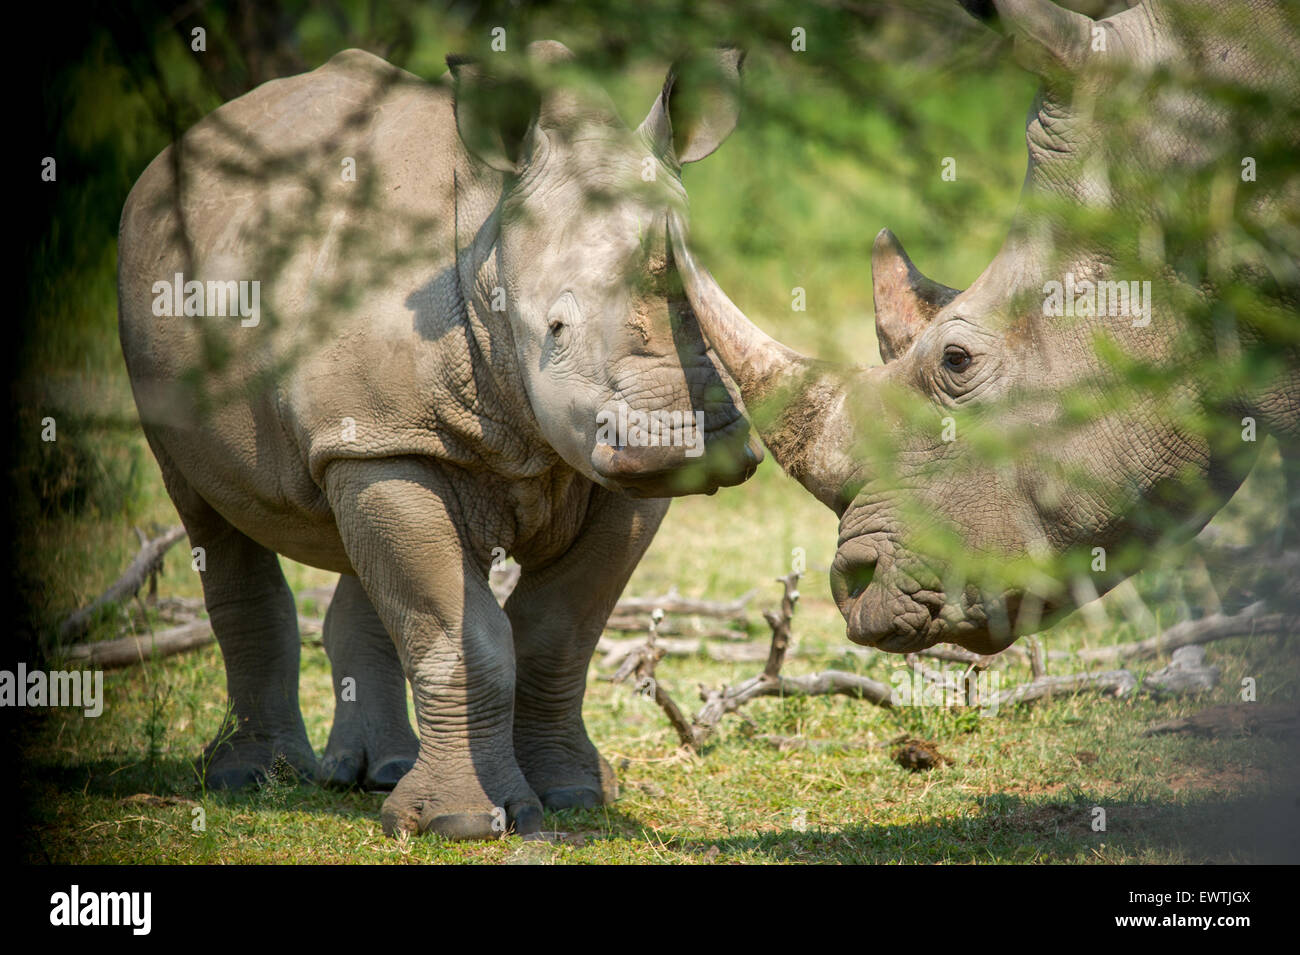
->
<box><xmin>546</xmin><ymin>291</ymin><xmax>581</xmax><ymax>342</ymax></box>
<box><xmin>942</xmin><ymin>345</ymin><xmax>972</xmax><ymax>373</ymax></box>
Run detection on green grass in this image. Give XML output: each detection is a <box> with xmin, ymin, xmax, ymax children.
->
<box><xmin>17</xmin><ymin>459</ymin><xmax>1300</xmax><ymax>863</ymax></box>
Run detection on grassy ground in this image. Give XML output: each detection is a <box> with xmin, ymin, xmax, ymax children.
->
<box><xmin>14</xmin><ymin>4</ymin><xmax>1299</xmax><ymax>864</ymax></box>
<box><xmin>17</xmin><ymin>442</ymin><xmax>1300</xmax><ymax>864</ymax></box>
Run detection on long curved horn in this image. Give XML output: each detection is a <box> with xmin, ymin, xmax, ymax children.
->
<box><xmin>667</xmin><ymin>211</ymin><xmax>861</xmax><ymax>511</ymax></box>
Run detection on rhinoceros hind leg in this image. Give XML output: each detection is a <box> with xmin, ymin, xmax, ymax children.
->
<box><xmin>318</xmin><ymin>574</ymin><xmax>419</xmax><ymax>791</ymax></box>
<box><xmin>147</xmin><ymin>439</ymin><xmax>318</xmax><ymax>791</ymax></box>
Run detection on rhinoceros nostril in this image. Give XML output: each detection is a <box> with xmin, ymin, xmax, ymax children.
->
<box><xmin>846</xmin><ymin>562</ymin><xmax>876</xmax><ymax>599</ymax></box>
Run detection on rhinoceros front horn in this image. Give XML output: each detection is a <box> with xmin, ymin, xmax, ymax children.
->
<box><xmin>667</xmin><ymin>211</ymin><xmax>861</xmax><ymax>512</ymax></box>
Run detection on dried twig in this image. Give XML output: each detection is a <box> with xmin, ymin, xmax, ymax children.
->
<box><xmin>63</xmin><ymin>613</ymin><xmax>325</xmax><ymax>670</ymax></box>
<box><xmin>616</xmin><ymin>573</ymin><xmax>894</xmax><ymax>752</ymax></box>
<box><xmin>614</xmin><ymin>587</ymin><xmax>755</xmax><ymax>622</ymax></box>
<box><xmin>602</xmin><ymin>616</ymin><xmax>748</xmax><ymax>640</ymax></box>
<box><xmin>60</xmin><ymin>526</ymin><xmax>188</xmax><ymax>639</ymax></box>
<box><xmin>597</xmin><ymin>636</ymin><xmax>773</xmax><ymax>668</ymax></box>
<box><xmin>1072</xmin><ymin>602</ymin><xmax>1293</xmax><ymax>663</ymax></box>
<box><xmin>1024</xmin><ymin>634</ymin><xmax>1047</xmax><ymax>678</ymax></box>
<box><xmin>988</xmin><ymin>669</ymin><xmax>1138</xmax><ymax>706</ymax></box>
<box><xmin>62</xmin><ymin>618</ymin><xmax>214</xmax><ymax>670</ymax></box>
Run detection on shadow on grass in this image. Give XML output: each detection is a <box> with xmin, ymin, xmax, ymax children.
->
<box><xmin>662</xmin><ymin>787</ymin><xmax>1300</xmax><ymax>863</ymax></box>
<box><xmin>22</xmin><ymin>747</ymin><xmax>1300</xmax><ymax>864</ymax></box>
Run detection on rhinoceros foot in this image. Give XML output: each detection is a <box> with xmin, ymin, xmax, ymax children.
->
<box><xmin>380</xmin><ymin>757</ymin><xmax>543</xmax><ymax>840</ymax></box>
<box><xmin>516</xmin><ymin>729</ymin><xmax>620</xmax><ymax>812</ymax></box>
<box><xmin>319</xmin><ymin>752</ymin><xmax>416</xmax><ymax>792</ymax></box>
<box><xmin>318</xmin><ymin>706</ymin><xmax>419</xmax><ymax>792</ymax></box>
<box><xmin>199</xmin><ymin>730</ymin><xmax>318</xmax><ymax>791</ymax></box>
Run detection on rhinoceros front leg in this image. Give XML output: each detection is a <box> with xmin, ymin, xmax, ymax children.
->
<box><xmin>506</xmin><ymin>489</ymin><xmax>669</xmax><ymax>810</ymax></box>
<box><xmin>324</xmin><ymin>457</ymin><xmax>541</xmax><ymax>839</ymax></box>
<box><xmin>318</xmin><ymin>573</ymin><xmax>419</xmax><ymax>791</ymax></box>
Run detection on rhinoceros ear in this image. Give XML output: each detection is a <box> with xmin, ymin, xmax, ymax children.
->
<box><xmin>639</xmin><ymin>47</ymin><xmax>744</xmax><ymax>165</ymax></box>
<box><xmin>960</xmin><ymin>0</ymin><xmax>1096</xmax><ymax>80</ymax></box>
<box><xmin>448</xmin><ymin>54</ymin><xmax>543</xmax><ymax>173</ymax></box>
<box><xmin>871</xmin><ymin>229</ymin><xmax>961</xmax><ymax>363</ymax></box>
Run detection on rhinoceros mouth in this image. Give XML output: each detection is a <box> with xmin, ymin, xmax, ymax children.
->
<box><xmin>589</xmin><ymin>413</ymin><xmax>761</xmax><ymax>497</ymax></box>
<box><xmin>842</xmin><ymin>569</ymin><xmax>1058</xmax><ymax>656</ymax></box>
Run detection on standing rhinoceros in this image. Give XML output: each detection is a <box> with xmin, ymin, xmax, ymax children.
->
<box><xmin>669</xmin><ymin>0</ymin><xmax>1299</xmax><ymax>655</ymax></box>
<box><xmin>118</xmin><ymin>42</ymin><xmax>761</xmax><ymax>838</ymax></box>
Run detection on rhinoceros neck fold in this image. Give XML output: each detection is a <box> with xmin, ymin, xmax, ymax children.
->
<box><xmin>447</xmin><ymin>164</ymin><xmax>557</xmax><ymax>474</ymax></box>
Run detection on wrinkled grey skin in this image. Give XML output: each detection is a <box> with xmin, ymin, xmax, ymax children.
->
<box><xmin>671</xmin><ymin>0</ymin><xmax>1299</xmax><ymax>655</ymax></box>
<box><xmin>118</xmin><ymin>43</ymin><xmax>760</xmax><ymax>838</ymax></box>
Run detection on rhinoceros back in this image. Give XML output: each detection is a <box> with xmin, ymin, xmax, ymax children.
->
<box><xmin>118</xmin><ymin>49</ymin><xmax>499</xmax><ymax>570</ymax></box>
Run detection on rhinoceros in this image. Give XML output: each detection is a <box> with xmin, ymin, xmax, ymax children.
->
<box><xmin>118</xmin><ymin>42</ymin><xmax>760</xmax><ymax>838</ymax></box>
<box><xmin>669</xmin><ymin>0</ymin><xmax>1299</xmax><ymax>654</ymax></box>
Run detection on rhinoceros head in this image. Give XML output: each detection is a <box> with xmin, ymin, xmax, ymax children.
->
<box><xmin>671</xmin><ymin>0</ymin><xmax>1298</xmax><ymax>652</ymax></box>
<box><xmin>449</xmin><ymin>41</ymin><xmax>762</xmax><ymax>498</ymax></box>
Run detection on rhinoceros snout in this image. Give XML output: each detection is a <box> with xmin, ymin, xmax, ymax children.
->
<box><xmin>590</xmin><ymin>425</ymin><xmax>761</xmax><ymax>498</ymax></box>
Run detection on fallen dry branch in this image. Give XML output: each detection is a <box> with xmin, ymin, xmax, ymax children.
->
<box><xmin>602</xmin><ymin>616</ymin><xmax>748</xmax><ymax>640</ymax></box>
<box><xmin>60</xmin><ymin>526</ymin><xmax>188</xmax><ymax>639</ymax></box>
<box><xmin>988</xmin><ymin>669</ymin><xmax>1138</xmax><ymax>706</ymax></box>
<box><xmin>613</xmin><ymin>573</ymin><xmax>895</xmax><ymax>752</ymax></box>
<box><xmin>918</xmin><ymin>599</ymin><xmax>1293</xmax><ymax>670</ymax></box>
<box><xmin>1141</xmin><ymin>645</ymin><xmax>1220</xmax><ymax>696</ymax></box>
<box><xmin>613</xmin><ymin>587</ymin><xmax>754</xmax><ymax>622</ymax></box>
<box><xmin>64</xmin><ymin>614</ymin><xmax>324</xmax><ymax>670</ymax></box>
<box><xmin>917</xmin><ymin>644</ymin><xmax>998</xmax><ymax>667</ymax></box>
<box><xmin>63</xmin><ymin>618</ymin><xmax>213</xmax><ymax>670</ymax></box>
<box><xmin>694</xmin><ymin>669</ymin><xmax>895</xmax><ymax>728</ymax></box>
<box><xmin>611</xmin><ymin>573</ymin><xmax>1245</xmax><ymax>753</ymax></box>
<box><xmin>1142</xmin><ymin>703</ymin><xmax>1300</xmax><ymax>738</ymax></box>
<box><xmin>608</xmin><ymin>610</ymin><xmax>700</xmax><ymax>748</ymax></box>
<box><xmin>597</xmin><ymin>636</ymin><xmax>774</xmax><ymax>669</ymax></box>
<box><xmin>1072</xmin><ymin>602</ymin><xmax>1293</xmax><ymax>663</ymax></box>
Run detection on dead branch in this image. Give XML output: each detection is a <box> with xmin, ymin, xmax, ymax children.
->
<box><xmin>64</xmin><ymin>614</ymin><xmax>323</xmax><ymax>670</ymax></box>
<box><xmin>608</xmin><ymin>610</ymin><xmax>700</xmax><ymax>749</ymax></box>
<box><xmin>614</xmin><ymin>573</ymin><xmax>895</xmax><ymax>752</ymax></box>
<box><xmin>614</xmin><ymin>587</ymin><xmax>755</xmax><ymax>622</ymax></box>
<box><xmin>602</xmin><ymin>616</ymin><xmax>748</xmax><ymax>640</ymax></box>
<box><xmin>1024</xmin><ymin>635</ymin><xmax>1047</xmax><ymax>678</ymax></box>
<box><xmin>762</xmin><ymin>573</ymin><xmax>799</xmax><ymax>677</ymax></box>
<box><xmin>917</xmin><ymin>644</ymin><xmax>998</xmax><ymax>666</ymax></box>
<box><xmin>62</xmin><ymin>618</ymin><xmax>213</xmax><ymax>670</ymax></box>
<box><xmin>60</xmin><ymin>526</ymin><xmax>188</xmax><ymax>639</ymax></box>
<box><xmin>905</xmin><ymin>652</ymin><xmax>963</xmax><ymax>696</ymax></box>
<box><xmin>1141</xmin><ymin>645</ymin><xmax>1220</xmax><ymax>696</ymax></box>
<box><xmin>598</xmin><ymin>636</ymin><xmax>773</xmax><ymax>669</ymax></box>
<box><xmin>1142</xmin><ymin>703</ymin><xmax>1300</xmax><ymax>738</ymax></box>
<box><xmin>1072</xmin><ymin>602</ymin><xmax>1293</xmax><ymax>663</ymax></box>
<box><xmin>988</xmin><ymin>669</ymin><xmax>1138</xmax><ymax>706</ymax></box>
<box><xmin>695</xmin><ymin>669</ymin><xmax>895</xmax><ymax>727</ymax></box>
